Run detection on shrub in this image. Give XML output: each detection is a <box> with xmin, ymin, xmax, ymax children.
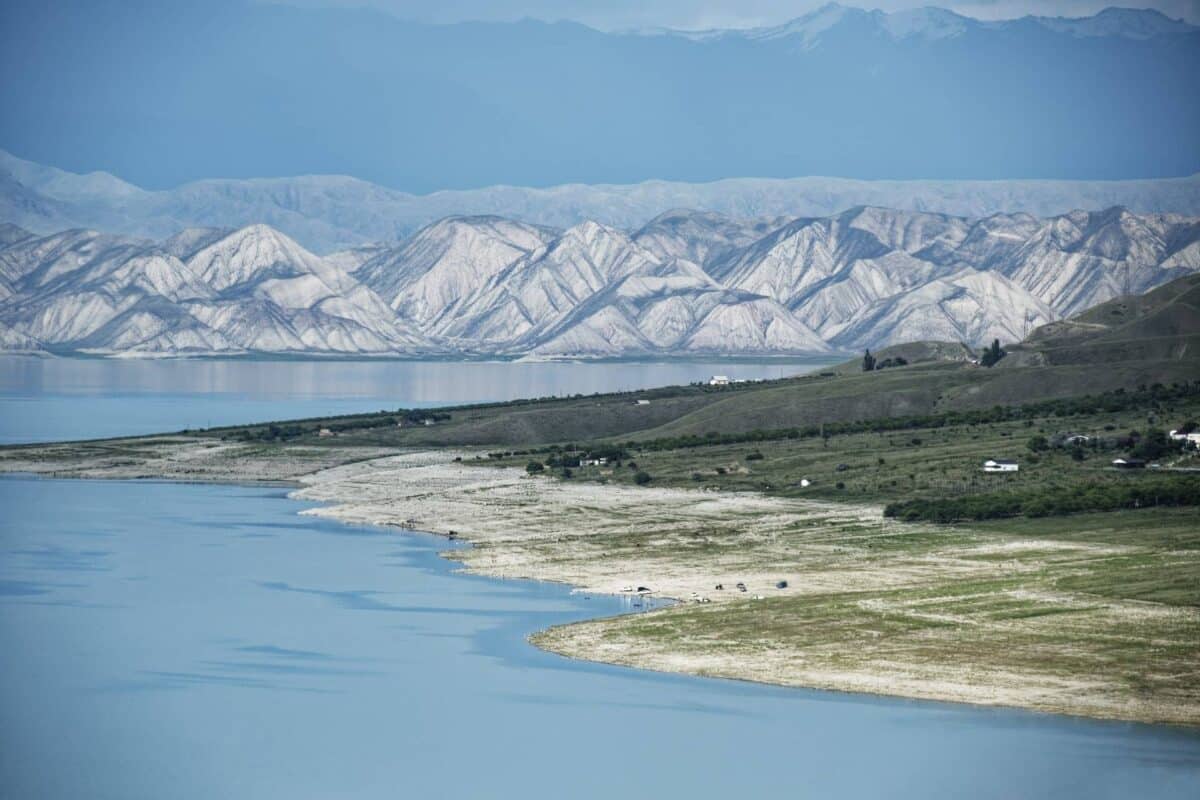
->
<box><xmin>745</xmin><ymin>452</ymin><xmax>764</xmax><ymax>461</ymax></box>
<box><xmin>634</xmin><ymin>471</ymin><xmax>652</xmax><ymax>485</ymax></box>
<box><xmin>525</xmin><ymin>461</ymin><xmax>544</xmax><ymax>474</ymax></box>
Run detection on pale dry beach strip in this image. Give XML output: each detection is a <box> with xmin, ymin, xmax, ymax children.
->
<box><xmin>3</xmin><ymin>439</ymin><xmax>1198</xmax><ymax>726</ymax></box>
<box><xmin>294</xmin><ymin>451</ymin><xmax>1200</xmax><ymax>727</ymax></box>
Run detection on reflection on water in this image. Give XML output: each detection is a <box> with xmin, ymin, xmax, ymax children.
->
<box><xmin>1</xmin><ymin>476</ymin><xmax>1198</xmax><ymax>800</ymax></box>
<box><xmin>0</xmin><ymin>356</ymin><xmax>838</xmax><ymax>443</ymax></box>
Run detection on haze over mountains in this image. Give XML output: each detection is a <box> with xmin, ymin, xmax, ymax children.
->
<box><xmin>1</xmin><ymin>2</ymin><xmax>1197</xmax><ymax>192</ymax></box>
<box><xmin>4</xmin><ymin>150</ymin><xmax>1199</xmax><ymax>255</ymax></box>
<box><xmin>2</xmin><ymin>206</ymin><xmax>1197</xmax><ymax>359</ymax></box>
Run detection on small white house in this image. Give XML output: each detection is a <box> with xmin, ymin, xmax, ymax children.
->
<box><xmin>1112</xmin><ymin>458</ymin><xmax>1146</xmax><ymax>469</ymax></box>
<box><xmin>317</xmin><ymin>428</ymin><xmax>334</xmax><ymax>438</ymax></box>
<box><xmin>423</xmin><ymin>418</ymin><xmax>435</xmax><ymax>426</ymax></box>
<box><xmin>1169</xmin><ymin>430</ymin><xmax>1200</xmax><ymax>446</ymax></box>
<box><xmin>635</xmin><ymin>399</ymin><xmax>651</xmax><ymax>405</ymax></box>
<box><xmin>580</xmin><ymin>457</ymin><xmax>608</xmax><ymax>467</ymax></box>
<box><xmin>709</xmin><ymin>375</ymin><xmax>730</xmax><ymax>386</ymax></box>
<box><xmin>982</xmin><ymin>458</ymin><xmax>1019</xmax><ymax>473</ymax></box>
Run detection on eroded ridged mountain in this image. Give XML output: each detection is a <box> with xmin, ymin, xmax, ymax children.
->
<box><xmin>0</xmin><ymin>224</ymin><xmax>433</xmax><ymax>356</ymax></box>
<box><xmin>0</xmin><ymin>205</ymin><xmax>1196</xmax><ymax>357</ymax></box>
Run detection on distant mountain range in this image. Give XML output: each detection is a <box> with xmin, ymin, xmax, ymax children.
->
<box><xmin>1</xmin><ymin>3</ymin><xmax>1197</xmax><ymax>192</ymax></box>
<box><xmin>3</xmin><ymin>150</ymin><xmax>1199</xmax><ymax>255</ymax></box>
<box><xmin>2</xmin><ymin>206</ymin><xmax>1196</xmax><ymax>359</ymax></box>
<box><xmin>637</xmin><ymin>5</ymin><xmax>1198</xmax><ymax>43</ymax></box>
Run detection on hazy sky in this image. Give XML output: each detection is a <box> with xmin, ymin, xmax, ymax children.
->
<box><xmin>280</xmin><ymin>0</ymin><xmax>1200</xmax><ymax>29</ymax></box>
<box><xmin>3</xmin><ymin>0</ymin><xmax>1197</xmax><ymax>189</ymax></box>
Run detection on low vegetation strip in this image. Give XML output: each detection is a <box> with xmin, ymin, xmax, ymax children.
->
<box><xmin>212</xmin><ymin>378</ymin><xmax>776</xmax><ymax>442</ymax></box>
<box><xmin>883</xmin><ymin>477</ymin><xmax>1200</xmax><ymax>523</ymax></box>
<box><xmin>516</xmin><ymin>382</ymin><xmax>1200</xmax><ymax>456</ymax></box>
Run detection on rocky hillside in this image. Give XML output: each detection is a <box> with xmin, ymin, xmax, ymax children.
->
<box><xmin>0</xmin><ymin>206</ymin><xmax>1196</xmax><ymax>358</ymax></box>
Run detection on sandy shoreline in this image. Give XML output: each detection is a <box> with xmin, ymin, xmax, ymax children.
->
<box><xmin>4</xmin><ymin>439</ymin><xmax>1197</xmax><ymax>726</ymax></box>
<box><xmin>293</xmin><ymin>451</ymin><xmax>1200</xmax><ymax>727</ymax></box>
<box><xmin>294</xmin><ymin>450</ymin><xmax>891</xmax><ymax>601</ymax></box>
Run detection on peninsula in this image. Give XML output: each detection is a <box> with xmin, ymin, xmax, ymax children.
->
<box><xmin>5</xmin><ymin>275</ymin><xmax>1199</xmax><ymax>725</ymax></box>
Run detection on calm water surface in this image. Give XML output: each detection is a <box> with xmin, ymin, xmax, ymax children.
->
<box><xmin>1</xmin><ymin>476</ymin><xmax>1198</xmax><ymax>799</ymax></box>
<box><xmin>0</xmin><ymin>356</ymin><xmax>836</xmax><ymax>443</ymax></box>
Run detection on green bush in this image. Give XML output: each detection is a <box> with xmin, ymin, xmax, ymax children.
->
<box><xmin>525</xmin><ymin>461</ymin><xmax>544</xmax><ymax>474</ymax></box>
<box><xmin>634</xmin><ymin>471</ymin><xmax>652</xmax><ymax>485</ymax></box>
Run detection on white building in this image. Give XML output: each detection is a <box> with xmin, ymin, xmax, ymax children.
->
<box><xmin>982</xmin><ymin>458</ymin><xmax>1019</xmax><ymax>473</ymax></box>
<box><xmin>1169</xmin><ymin>430</ymin><xmax>1200</xmax><ymax>446</ymax></box>
<box><xmin>580</xmin><ymin>457</ymin><xmax>608</xmax><ymax>466</ymax></box>
<box><xmin>709</xmin><ymin>375</ymin><xmax>730</xmax><ymax>386</ymax></box>
<box><xmin>635</xmin><ymin>399</ymin><xmax>650</xmax><ymax>405</ymax></box>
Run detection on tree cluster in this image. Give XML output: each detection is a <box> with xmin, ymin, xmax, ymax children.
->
<box><xmin>884</xmin><ymin>477</ymin><xmax>1200</xmax><ymax>522</ymax></box>
<box><xmin>862</xmin><ymin>349</ymin><xmax>909</xmax><ymax>372</ymax></box>
<box><xmin>979</xmin><ymin>339</ymin><xmax>1006</xmax><ymax>368</ymax></box>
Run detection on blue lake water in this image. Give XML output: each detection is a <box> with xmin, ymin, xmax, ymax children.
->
<box><xmin>0</xmin><ymin>356</ymin><xmax>837</xmax><ymax>444</ymax></box>
<box><xmin>2</xmin><ymin>476</ymin><xmax>1199</xmax><ymax>799</ymax></box>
